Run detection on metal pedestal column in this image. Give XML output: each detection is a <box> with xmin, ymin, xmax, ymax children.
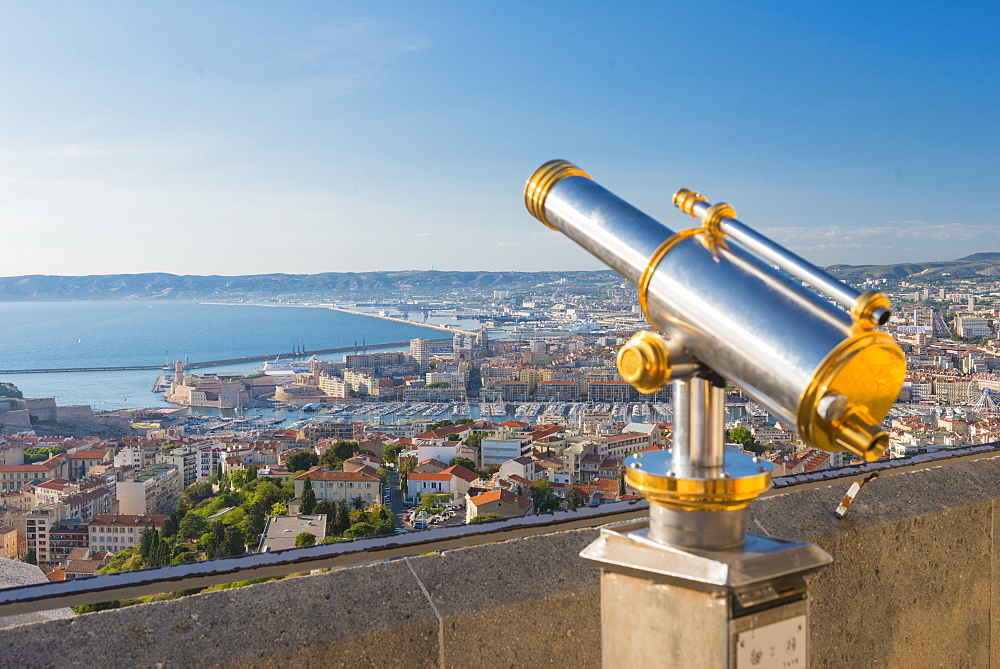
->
<box><xmin>581</xmin><ymin>374</ymin><xmax>832</xmax><ymax>667</ymax></box>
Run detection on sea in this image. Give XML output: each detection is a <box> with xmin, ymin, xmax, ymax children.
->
<box><xmin>0</xmin><ymin>301</ymin><xmax>480</xmax><ymax>413</ymax></box>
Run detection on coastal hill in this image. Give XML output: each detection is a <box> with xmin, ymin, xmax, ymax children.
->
<box><xmin>827</xmin><ymin>253</ymin><xmax>1000</xmax><ymax>284</ymax></box>
<box><xmin>0</xmin><ymin>270</ymin><xmax>620</xmax><ymax>301</ymax></box>
<box><xmin>3</xmin><ymin>254</ymin><xmax>999</xmax><ymax>300</ymax></box>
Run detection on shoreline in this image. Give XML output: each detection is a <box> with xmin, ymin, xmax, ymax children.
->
<box><xmin>198</xmin><ymin>301</ymin><xmax>473</xmax><ymax>335</ymax></box>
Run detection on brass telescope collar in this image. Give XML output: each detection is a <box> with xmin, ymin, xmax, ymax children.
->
<box><xmin>673</xmin><ymin>188</ymin><xmax>706</xmax><ymax>217</ymax></box>
<box><xmin>524</xmin><ymin>160</ymin><xmax>592</xmax><ymax>230</ymax></box>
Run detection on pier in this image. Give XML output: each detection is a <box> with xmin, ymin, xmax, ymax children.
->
<box><xmin>0</xmin><ymin>338</ymin><xmax>452</xmax><ymax>375</ymax></box>
<box><xmin>323</xmin><ymin>306</ymin><xmax>474</xmax><ymax>334</ymax></box>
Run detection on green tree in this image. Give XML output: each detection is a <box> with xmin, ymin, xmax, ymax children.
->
<box><xmin>618</xmin><ymin>473</ymin><xmax>626</xmax><ymax>497</ymax></box>
<box><xmin>242</xmin><ymin>505</ymin><xmax>267</xmax><ymax>546</ymax></box>
<box><xmin>246</xmin><ymin>465</ymin><xmax>258</xmax><ymax>482</ymax></box>
<box><xmin>727</xmin><ymin>427</ymin><xmax>768</xmax><ymax>456</ymax></box>
<box><xmin>223</xmin><ymin>524</ymin><xmax>246</xmax><ymax>557</ymax></box>
<box><xmin>24</xmin><ymin>548</ymin><xmax>37</xmax><ymax>565</ymax></box>
<box><xmin>203</xmin><ymin>524</ymin><xmax>223</xmax><ymax>560</ymax></box>
<box><xmin>320</xmin><ymin>441</ymin><xmax>360</xmax><ymax>469</ymax></box>
<box><xmin>426</xmin><ymin>382</ymin><xmax>450</xmax><ymax>388</ymax></box>
<box><xmin>382</xmin><ymin>443</ymin><xmax>406</xmax><ymax>464</ymax></box>
<box><xmin>161</xmin><ymin>512</ymin><xmax>181</xmax><ymax>539</ymax></box>
<box><xmin>569</xmin><ymin>487</ymin><xmax>588</xmax><ymax>508</ymax></box>
<box><xmin>530</xmin><ymin>479</ymin><xmax>562</xmax><ymax>512</ymax></box>
<box><xmin>180</xmin><ymin>481</ymin><xmax>214</xmax><ymax>507</ymax></box>
<box><xmin>350</xmin><ymin>495</ymin><xmax>367</xmax><ymax>511</ymax></box>
<box><xmin>449</xmin><ymin>457</ymin><xmax>479</xmax><ymax>473</ymax></box>
<box><xmin>419</xmin><ymin>493</ymin><xmax>451</xmax><ymax>511</ymax></box>
<box><xmin>171</xmin><ymin>551</ymin><xmax>197</xmax><ymax>565</ymax></box>
<box><xmin>399</xmin><ymin>454</ymin><xmax>417</xmax><ymax>475</ymax></box>
<box><xmin>285</xmin><ymin>451</ymin><xmax>319</xmax><ymax>473</ymax></box>
<box><xmin>463</xmin><ymin>432</ymin><xmax>488</xmax><ymax>449</ymax></box>
<box><xmin>469</xmin><ymin>513</ymin><xmax>505</xmax><ymax>523</ymax></box>
<box><xmin>294</xmin><ymin>532</ymin><xmax>316</xmax><ymax>547</ymax></box>
<box><xmin>229</xmin><ymin>469</ymin><xmax>249</xmax><ymax>490</ymax></box>
<box><xmin>335</xmin><ymin>501</ymin><xmax>351</xmax><ymax>534</ymax></box>
<box><xmin>139</xmin><ymin>528</ymin><xmax>157</xmax><ymax>562</ymax></box>
<box><xmin>177</xmin><ymin>513</ymin><xmax>210</xmax><ymax>542</ymax></box>
<box><xmin>368</xmin><ymin>505</ymin><xmax>395</xmax><ymax>536</ymax></box>
<box><xmin>300</xmin><ymin>478</ymin><xmax>317</xmax><ymax>515</ymax></box>
<box><xmin>454</xmin><ymin>418</ymin><xmax>473</xmax><ymax>425</ymax></box>
<box><xmin>343</xmin><ymin>521</ymin><xmax>376</xmax><ymax>539</ymax></box>
<box><xmin>252</xmin><ymin>480</ymin><xmax>284</xmax><ymax>509</ymax></box>
<box><xmin>23</xmin><ymin>445</ymin><xmax>68</xmax><ymax>464</ymax></box>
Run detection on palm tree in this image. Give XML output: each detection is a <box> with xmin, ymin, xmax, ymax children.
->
<box><xmin>350</xmin><ymin>496</ymin><xmax>366</xmax><ymax>511</ymax></box>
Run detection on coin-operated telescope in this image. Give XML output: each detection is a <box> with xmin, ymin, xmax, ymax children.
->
<box><xmin>524</xmin><ymin>160</ymin><xmax>905</xmax><ymax>667</ymax></box>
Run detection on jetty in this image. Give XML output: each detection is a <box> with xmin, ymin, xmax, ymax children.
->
<box><xmin>0</xmin><ymin>338</ymin><xmax>452</xmax><ymax>375</ymax></box>
<box><xmin>324</xmin><ymin>306</ymin><xmax>473</xmax><ymax>335</ymax></box>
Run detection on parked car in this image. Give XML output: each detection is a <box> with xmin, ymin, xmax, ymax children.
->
<box><xmin>412</xmin><ymin>520</ymin><xmax>429</xmax><ymax>530</ymax></box>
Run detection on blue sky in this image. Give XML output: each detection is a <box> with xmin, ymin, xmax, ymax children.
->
<box><xmin>0</xmin><ymin>1</ymin><xmax>996</xmax><ymax>275</ymax></box>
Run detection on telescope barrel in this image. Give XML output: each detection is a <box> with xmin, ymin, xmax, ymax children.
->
<box><xmin>525</xmin><ymin>160</ymin><xmax>905</xmax><ymax>461</ymax></box>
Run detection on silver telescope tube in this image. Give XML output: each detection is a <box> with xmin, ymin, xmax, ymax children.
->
<box><xmin>525</xmin><ymin>160</ymin><xmax>905</xmax><ymax>461</ymax></box>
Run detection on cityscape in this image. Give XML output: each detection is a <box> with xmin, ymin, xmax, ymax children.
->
<box><xmin>0</xmin><ymin>1</ymin><xmax>997</xmax><ymax>666</ymax></box>
<box><xmin>3</xmin><ymin>256</ymin><xmax>1000</xmax><ymax>571</ymax></box>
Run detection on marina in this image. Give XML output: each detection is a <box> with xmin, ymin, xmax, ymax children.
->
<box><xmin>179</xmin><ymin>398</ymin><xmax>768</xmax><ymax>436</ymax></box>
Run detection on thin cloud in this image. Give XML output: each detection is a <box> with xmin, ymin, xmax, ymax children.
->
<box><xmin>760</xmin><ymin>222</ymin><xmax>1000</xmax><ymax>265</ymax></box>
<box><xmin>262</xmin><ymin>18</ymin><xmax>429</xmax><ymax>100</ymax></box>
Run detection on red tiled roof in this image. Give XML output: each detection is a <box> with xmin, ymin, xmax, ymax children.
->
<box><xmin>66</xmin><ymin>450</ymin><xmax>110</xmax><ymax>460</ymax></box>
<box><xmin>408</xmin><ymin>472</ymin><xmax>451</xmax><ymax>482</ymax></box>
<box><xmin>468</xmin><ymin>489</ymin><xmax>532</xmax><ymax>510</ymax></box>
<box><xmin>441</xmin><ymin>464</ymin><xmax>479</xmax><ymax>483</ymax></box>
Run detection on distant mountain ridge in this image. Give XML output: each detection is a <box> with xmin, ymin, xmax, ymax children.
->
<box><xmin>826</xmin><ymin>254</ymin><xmax>1000</xmax><ymax>284</ymax></box>
<box><xmin>0</xmin><ymin>270</ymin><xmax>620</xmax><ymax>301</ymax></box>
<box><xmin>4</xmin><ymin>254</ymin><xmax>999</xmax><ymax>300</ymax></box>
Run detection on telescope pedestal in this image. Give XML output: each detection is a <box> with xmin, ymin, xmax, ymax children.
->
<box><xmin>581</xmin><ymin>520</ymin><xmax>831</xmax><ymax>667</ymax></box>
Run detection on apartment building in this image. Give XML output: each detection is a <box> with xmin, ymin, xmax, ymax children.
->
<box><xmin>25</xmin><ymin>507</ymin><xmax>89</xmax><ymax>568</ymax></box>
<box><xmin>293</xmin><ymin>468</ymin><xmax>380</xmax><ymax>504</ymax></box>
<box><xmin>155</xmin><ymin>448</ymin><xmax>198</xmax><ymax>489</ymax></box>
<box><xmin>89</xmin><ymin>514</ymin><xmax>169</xmax><ymax>554</ymax></box>
<box><xmin>0</xmin><ymin>524</ymin><xmax>17</xmax><ymax>559</ymax></box>
<box><xmin>116</xmin><ymin>464</ymin><xmax>181</xmax><ymax>516</ymax></box>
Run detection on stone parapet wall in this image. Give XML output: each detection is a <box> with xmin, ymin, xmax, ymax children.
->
<box><xmin>0</xmin><ymin>456</ymin><xmax>999</xmax><ymax>667</ymax></box>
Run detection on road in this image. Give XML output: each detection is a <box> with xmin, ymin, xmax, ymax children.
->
<box><xmin>385</xmin><ymin>468</ymin><xmax>404</xmax><ymax>526</ymax></box>
<box><xmin>931</xmin><ymin>308</ymin><xmax>953</xmax><ymax>338</ymax></box>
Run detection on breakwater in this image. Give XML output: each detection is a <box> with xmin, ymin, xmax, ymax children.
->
<box><xmin>323</xmin><ymin>306</ymin><xmax>473</xmax><ymax>334</ymax></box>
<box><xmin>0</xmin><ymin>338</ymin><xmax>451</xmax><ymax>374</ymax></box>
